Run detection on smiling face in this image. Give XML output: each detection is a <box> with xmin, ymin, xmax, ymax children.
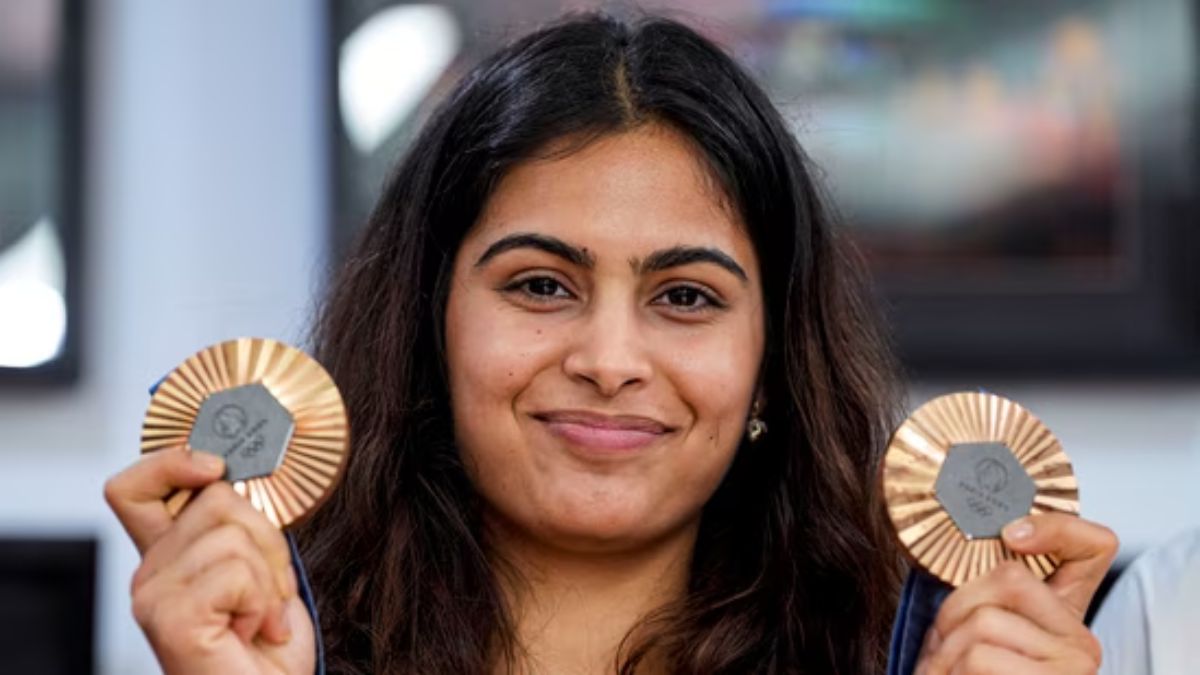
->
<box><xmin>444</xmin><ymin>124</ymin><xmax>765</xmax><ymax>554</ymax></box>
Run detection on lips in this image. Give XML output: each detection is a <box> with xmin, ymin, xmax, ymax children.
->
<box><xmin>531</xmin><ymin>410</ymin><xmax>674</xmax><ymax>453</ymax></box>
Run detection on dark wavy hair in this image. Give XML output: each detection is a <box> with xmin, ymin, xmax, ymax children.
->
<box><xmin>296</xmin><ymin>11</ymin><xmax>904</xmax><ymax>674</ymax></box>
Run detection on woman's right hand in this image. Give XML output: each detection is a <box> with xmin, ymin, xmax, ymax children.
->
<box><xmin>104</xmin><ymin>447</ymin><xmax>316</xmax><ymax>674</ymax></box>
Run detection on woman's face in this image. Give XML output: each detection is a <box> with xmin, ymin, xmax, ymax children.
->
<box><xmin>445</xmin><ymin>124</ymin><xmax>764</xmax><ymax>553</ymax></box>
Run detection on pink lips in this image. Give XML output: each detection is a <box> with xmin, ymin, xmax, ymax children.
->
<box><xmin>533</xmin><ymin>410</ymin><xmax>672</xmax><ymax>454</ymax></box>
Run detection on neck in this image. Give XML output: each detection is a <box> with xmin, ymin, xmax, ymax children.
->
<box><xmin>488</xmin><ymin>517</ymin><xmax>697</xmax><ymax>675</ymax></box>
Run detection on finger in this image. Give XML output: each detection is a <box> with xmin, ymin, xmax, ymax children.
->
<box><xmin>914</xmin><ymin>624</ymin><xmax>943</xmax><ymax>675</ymax></box>
<box><xmin>104</xmin><ymin>447</ymin><xmax>226</xmax><ymax>553</ymax></box>
<box><xmin>201</xmin><ymin>558</ymin><xmax>294</xmax><ymax>645</ymax></box>
<box><xmin>934</xmin><ymin>561</ymin><xmax>1081</xmax><ymax>640</ymax></box>
<box><xmin>923</xmin><ymin>606</ymin><xmax>1068</xmax><ymax>674</ymax></box>
<box><xmin>189</xmin><ymin>557</ymin><xmax>273</xmax><ymax>645</ymax></box>
<box><xmin>136</xmin><ymin>523</ymin><xmax>290</xmax><ymax>645</ymax></box>
<box><xmin>132</xmin><ymin>556</ymin><xmax>270</xmax><ymax>653</ymax></box>
<box><xmin>1002</xmin><ymin>513</ymin><xmax>1119</xmax><ymax>618</ymax></box>
<box><xmin>947</xmin><ymin>643</ymin><xmax>1054</xmax><ymax>675</ymax></box>
<box><xmin>132</xmin><ymin>482</ymin><xmax>295</xmax><ymax>602</ymax></box>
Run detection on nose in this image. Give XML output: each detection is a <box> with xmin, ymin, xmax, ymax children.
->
<box><xmin>562</xmin><ymin>297</ymin><xmax>652</xmax><ymax>397</ymax></box>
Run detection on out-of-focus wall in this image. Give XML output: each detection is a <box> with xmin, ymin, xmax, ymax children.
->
<box><xmin>0</xmin><ymin>2</ymin><xmax>1195</xmax><ymax>674</ymax></box>
<box><xmin>0</xmin><ymin>2</ymin><xmax>327</xmax><ymax>673</ymax></box>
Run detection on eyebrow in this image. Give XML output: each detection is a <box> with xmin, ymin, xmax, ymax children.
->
<box><xmin>474</xmin><ymin>232</ymin><xmax>748</xmax><ymax>283</ymax></box>
<box><xmin>636</xmin><ymin>246</ymin><xmax>748</xmax><ymax>283</ymax></box>
<box><xmin>475</xmin><ymin>233</ymin><xmax>595</xmax><ymax>269</ymax></box>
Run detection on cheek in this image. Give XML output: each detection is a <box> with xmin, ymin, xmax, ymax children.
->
<box><xmin>662</xmin><ymin>318</ymin><xmax>764</xmax><ymax>439</ymax></box>
<box><xmin>445</xmin><ymin>291</ymin><xmax>560</xmax><ymax>404</ymax></box>
<box><xmin>444</xmin><ymin>284</ymin><xmax>571</xmax><ymax>482</ymax></box>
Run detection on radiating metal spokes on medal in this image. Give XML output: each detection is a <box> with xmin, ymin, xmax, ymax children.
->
<box><xmin>882</xmin><ymin>392</ymin><xmax>1080</xmax><ymax>587</ymax></box>
<box><xmin>140</xmin><ymin>338</ymin><xmax>350</xmax><ymax>530</ymax></box>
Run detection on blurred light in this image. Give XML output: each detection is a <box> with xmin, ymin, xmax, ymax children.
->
<box><xmin>0</xmin><ymin>278</ymin><xmax>65</xmax><ymax>367</ymax></box>
<box><xmin>768</xmin><ymin>0</ymin><xmax>939</xmax><ymax>22</ymax></box>
<box><xmin>338</xmin><ymin>4</ymin><xmax>460</xmax><ymax>154</ymax></box>
<box><xmin>0</xmin><ymin>0</ymin><xmax>59</xmax><ymax>82</ymax></box>
<box><xmin>0</xmin><ymin>216</ymin><xmax>67</xmax><ymax>368</ymax></box>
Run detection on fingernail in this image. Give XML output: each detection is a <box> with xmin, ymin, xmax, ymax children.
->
<box><xmin>191</xmin><ymin>451</ymin><xmax>224</xmax><ymax>473</ymax></box>
<box><xmin>1004</xmin><ymin>518</ymin><xmax>1034</xmax><ymax>541</ymax></box>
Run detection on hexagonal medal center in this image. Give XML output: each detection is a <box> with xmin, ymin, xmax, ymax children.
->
<box><xmin>934</xmin><ymin>442</ymin><xmax>1036</xmax><ymax>539</ymax></box>
<box><xmin>189</xmin><ymin>383</ymin><xmax>295</xmax><ymax>482</ymax></box>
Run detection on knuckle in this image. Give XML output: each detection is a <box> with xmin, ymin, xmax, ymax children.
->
<box><xmin>964</xmin><ymin>606</ymin><xmax>1000</xmax><ymax>637</ymax></box>
<box><xmin>130</xmin><ymin>586</ymin><xmax>158</xmax><ymax>630</ymax></box>
<box><xmin>213</xmin><ymin>523</ymin><xmax>260</xmax><ymax>561</ymax></box>
<box><xmin>102</xmin><ymin>462</ymin><xmax>146</xmax><ymax>507</ymax></box>
<box><xmin>101</xmin><ymin>476</ymin><xmax>121</xmax><ymax>507</ymax></box>
<box><xmin>224</xmin><ymin>492</ymin><xmax>272</xmax><ymax>538</ymax></box>
<box><xmin>932</xmin><ymin>611</ymin><xmax>952</xmax><ymax>640</ymax></box>
<box><xmin>992</xmin><ymin>564</ymin><xmax>1033</xmax><ymax>604</ymax></box>
<box><xmin>923</xmin><ymin>636</ymin><xmax>955</xmax><ymax>674</ymax></box>
<box><xmin>218</xmin><ymin>519</ymin><xmax>254</xmax><ymax>545</ymax></box>
<box><xmin>1080</xmin><ymin>631</ymin><xmax>1103</xmax><ymax>664</ymax></box>
<box><xmin>190</xmin><ymin>484</ymin><xmax>246</xmax><ymax>526</ymax></box>
<box><xmin>219</xmin><ymin>497</ymin><xmax>287</xmax><ymax>563</ymax></box>
<box><xmin>130</xmin><ymin>564</ymin><xmax>149</xmax><ymax>593</ymax></box>
<box><xmin>995</xmin><ymin>561</ymin><xmax>1028</xmax><ymax>584</ymax></box>
<box><xmin>198</xmin><ymin>481</ymin><xmax>239</xmax><ymax>511</ymax></box>
<box><xmin>1097</xmin><ymin>525</ymin><xmax>1120</xmax><ymax>556</ymax></box>
<box><xmin>1068</xmin><ymin>651</ymin><xmax>1098</xmax><ymax>674</ymax></box>
<box><xmin>932</xmin><ymin>597</ymin><xmax>962</xmax><ymax>638</ymax></box>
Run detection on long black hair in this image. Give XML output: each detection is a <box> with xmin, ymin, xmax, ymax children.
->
<box><xmin>297</xmin><ymin>11</ymin><xmax>903</xmax><ymax>673</ymax></box>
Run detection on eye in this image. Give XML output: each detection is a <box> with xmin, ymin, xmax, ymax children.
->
<box><xmin>651</xmin><ymin>284</ymin><xmax>723</xmax><ymax>313</ymax></box>
<box><xmin>503</xmin><ymin>275</ymin><xmax>574</xmax><ymax>303</ymax></box>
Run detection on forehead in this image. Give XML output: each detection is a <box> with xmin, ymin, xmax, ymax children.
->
<box><xmin>468</xmin><ymin>124</ymin><xmax>751</xmax><ymax>258</ymax></box>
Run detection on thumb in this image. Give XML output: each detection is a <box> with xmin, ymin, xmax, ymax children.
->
<box><xmin>1001</xmin><ymin>512</ymin><xmax>1119</xmax><ymax>618</ymax></box>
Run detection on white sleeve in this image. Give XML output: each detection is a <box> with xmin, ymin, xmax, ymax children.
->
<box><xmin>1091</xmin><ymin>529</ymin><xmax>1200</xmax><ymax>675</ymax></box>
<box><xmin>1091</xmin><ymin>559</ymin><xmax>1151</xmax><ymax>675</ymax></box>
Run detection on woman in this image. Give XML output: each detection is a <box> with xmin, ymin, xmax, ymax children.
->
<box><xmin>105</xmin><ymin>12</ymin><xmax>1117</xmax><ymax>674</ymax></box>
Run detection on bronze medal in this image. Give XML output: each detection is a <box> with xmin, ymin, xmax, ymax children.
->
<box><xmin>139</xmin><ymin>338</ymin><xmax>349</xmax><ymax>529</ymax></box>
<box><xmin>881</xmin><ymin>392</ymin><xmax>1079</xmax><ymax>586</ymax></box>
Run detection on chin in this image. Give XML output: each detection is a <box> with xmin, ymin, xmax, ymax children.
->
<box><xmin>548</xmin><ymin>516</ymin><xmax>650</xmax><ymax>548</ymax></box>
<box><xmin>527</xmin><ymin>491</ymin><xmax>678</xmax><ymax>551</ymax></box>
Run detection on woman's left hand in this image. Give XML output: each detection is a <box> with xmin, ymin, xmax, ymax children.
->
<box><xmin>915</xmin><ymin>512</ymin><xmax>1119</xmax><ymax>675</ymax></box>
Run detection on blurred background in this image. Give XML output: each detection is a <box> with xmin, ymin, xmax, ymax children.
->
<box><xmin>0</xmin><ymin>0</ymin><xmax>1195</xmax><ymax>672</ymax></box>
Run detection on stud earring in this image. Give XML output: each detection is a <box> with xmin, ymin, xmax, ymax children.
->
<box><xmin>747</xmin><ymin>401</ymin><xmax>767</xmax><ymax>442</ymax></box>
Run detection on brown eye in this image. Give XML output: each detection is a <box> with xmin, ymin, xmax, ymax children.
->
<box><xmin>652</xmin><ymin>284</ymin><xmax>722</xmax><ymax>313</ymax></box>
<box><xmin>665</xmin><ymin>287</ymin><xmax>702</xmax><ymax>307</ymax></box>
<box><xmin>525</xmin><ymin>277</ymin><xmax>567</xmax><ymax>297</ymax></box>
<box><xmin>501</xmin><ymin>275</ymin><xmax>574</xmax><ymax>304</ymax></box>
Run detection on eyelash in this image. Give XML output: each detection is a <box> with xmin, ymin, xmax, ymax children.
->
<box><xmin>650</xmin><ymin>284</ymin><xmax>724</xmax><ymax>313</ymax></box>
<box><xmin>501</xmin><ymin>275</ymin><xmax>726</xmax><ymax>314</ymax></box>
<box><xmin>503</xmin><ymin>276</ymin><xmax>574</xmax><ymax>303</ymax></box>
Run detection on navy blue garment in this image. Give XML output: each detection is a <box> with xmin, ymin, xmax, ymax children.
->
<box><xmin>887</xmin><ymin>570</ymin><xmax>953</xmax><ymax>675</ymax></box>
<box><xmin>287</xmin><ymin>534</ymin><xmax>327</xmax><ymax>675</ymax></box>
<box><xmin>286</xmin><ymin>534</ymin><xmax>948</xmax><ymax>675</ymax></box>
